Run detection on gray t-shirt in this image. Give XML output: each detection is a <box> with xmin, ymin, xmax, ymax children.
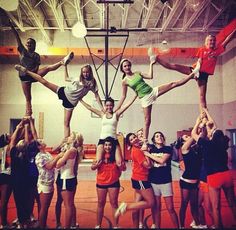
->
<box><xmin>64</xmin><ymin>80</ymin><xmax>98</xmax><ymax>106</ymax></box>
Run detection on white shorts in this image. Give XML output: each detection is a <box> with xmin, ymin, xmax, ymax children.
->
<box><xmin>140</xmin><ymin>87</ymin><xmax>159</xmax><ymax>108</ymax></box>
<box><xmin>37</xmin><ymin>183</ymin><xmax>54</xmax><ymax>194</ymax></box>
<box><xmin>151</xmin><ymin>182</ymin><xmax>173</xmax><ymax>197</ymax></box>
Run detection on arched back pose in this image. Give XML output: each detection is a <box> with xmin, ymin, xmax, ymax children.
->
<box><xmin>55</xmin><ymin>132</ymin><xmax>83</xmax><ymax>228</ymax></box>
<box><xmin>15</xmin><ymin>64</ymin><xmax>103</xmax><ymax>138</ymax></box>
<box><xmin>175</xmin><ymin>132</ymin><xmax>202</xmax><ymax>229</ymax></box>
<box><xmin>0</xmin><ymin>134</ymin><xmax>12</xmax><ymax>228</ymax></box>
<box><xmin>154</xmin><ymin>30</ymin><xmax>235</xmax><ymax>111</ymax></box>
<box><xmin>116</xmin><ymin>58</ymin><xmax>195</xmax><ymax>150</ymax></box>
<box><xmin>115</xmin><ymin>133</ymin><xmax>155</xmax><ymax>228</ymax></box>
<box><xmin>144</xmin><ymin>131</ymin><xmax>179</xmax><ymax>229</ymax></box>
<box><xmin>91</xmin><ymin>137</ymin><xmax>123</xmax><ymax>229</ymax></box>
<box><xmin>191</xmin><ymin>114</ymin><xmax>236</xmax><ymax>228</ymax></box>
<box><xmin>80</xmin><ymin>96</ymin><xmax>136</xmax><ymax>167</ymax></box>
<box><xmin>7</xmin><ymin>14</ymin><xmax>74</xmax><ymax>116</ymax></box>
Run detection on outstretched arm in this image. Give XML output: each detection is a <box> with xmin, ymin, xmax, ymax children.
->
<box><xmin>80</xmin><ymin>99</ymin><xmax>103</xmax><ymax>118</ymax></box>
<box><xmin>114</xmin><ymin>81</ymin><xmax>128</xmax><ymax>112</ymax></box>
<box><xmin>222</xmin><ymin>28</ymin><xmax>236</xmax><ymax>48</ymax></box>
<box><xmin>116</xmin><ymin>93</ymin><xmax>137</xmax><ymax>118</ymax></box>
<box><xmin>94</xmin><ymin>91</ymin><xmax>104</xmax><ymax>112</ymax></box>
<box><xmin>191</xmin><ymin>115</ymin><xmax>205</xmax><ymax>142</ymax></box>
<box><xmin>29</xmin><ymin>117</ymin><xmax>38</xmax><ymax>140</ymax></box>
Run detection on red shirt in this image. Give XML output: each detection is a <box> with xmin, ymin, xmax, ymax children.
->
<box><xmin>131</xmin><ymin>146</ymin><xmax>149</xmax><ymax>181</ymax></box>
<box><xmin>96</xmin><ymin>162</ymin><xmax>121</xmax><ymax>185</ymax></box>
<box><xmin>195</xmin><ymin>44</ymin><xmax>225</xmax><ymax>75</ymax></box>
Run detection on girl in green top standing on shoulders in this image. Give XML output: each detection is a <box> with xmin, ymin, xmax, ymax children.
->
<box><xmin>116</xmin><ymin>58</ymin><xmax>195</xmax><ymax>150</ymax></box>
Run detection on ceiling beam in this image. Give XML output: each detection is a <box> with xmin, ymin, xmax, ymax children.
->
<box><xmin>160</xmin><ymin>0</ymin><xmax>182</xmax><ymax>32</ymax></box>
<box><xmin>182</xmin><ymin>0</ymin><xmax>211</xmax><ymax>32</ymax></box>
<box><xmin>20</xmin><ymin>0</ymin><xmax>52</xmax><ymax>44</ymax></box>
<box><xmin>142</xmin><ymin>0</ymin><xmax>156</xmax><ymax>28</ymax></box>
<box><xmin>44</xmin><ymin>0</ymin><xmax>65</xmax><ymax>32</ymax></box>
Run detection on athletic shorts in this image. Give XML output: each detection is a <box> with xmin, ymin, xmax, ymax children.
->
<box><xmin>199</xmin><ymin>181</ymin><xmax>209</xmax><ymax>193</ymax></box>
<box><xmin>37</xmin><ymin>183</ymin><xmax>54</xmax><ymax>194</ymax></box>
<box><xmin>190</xmin><ymin>67</ymin><xmax>209</xmax><ymax>82</ymax></box>
<box><xmin>98</xmin><ymin>137</ymin><xmax>119</xmax><ymax>146</ymax></box>
<box><xmin>57</xmin><ymin>87</ymin><xmax>74</xmax><ymax>109</ymax></box>
<box><xmin>151</xmin><ymin>182</ymin><xmax>173</xmax><ymax>197</ymax></box>
<box><xmin>96</xmin><ymin>180</ymin><xmax>120</xmax><ymax>189</ymax></box>
<box><xmin>19</xmin><ymin>74</ymin><xmax>37</xmax><ymax>83</ymax></box>
<box><xmin>56</xmin><ymin>176</ymin><xmax>77</xmax><ymax>191</ymax></box>
<box><xmin>180</xmin><ymin>179</ymin><xmax>199</xmax><ymax>190</ymax></box>
<box><xmin>0</xmin><ymin>174</ymin><xmax>11</xmax><ymax>185</ymax></box>
<box><xmin>131</xmin><ymin>178</ymin><xmax>152</xmax><ymax>190</ymax></box>
<box><xmin>140</xmin><ymin>87</ymin><xmax>159</xmax><ymax>108</ymax></box>
<box><xmin>207</xmin><ymin>170</ymin><xmax>233</xmax><ymax>189</ymax></box>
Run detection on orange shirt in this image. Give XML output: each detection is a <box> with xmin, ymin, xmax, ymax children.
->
<box><xmin>96</xmin><ymin>162</ymin><xmax>121</xmax><ymax>185</ymax></box>
<box><xmin>195</xmin><ymin>44</ymin><xmax>225</xmax><ymax>75</ymax></box>
<box><xmin>131</xmin><ymin>146</ymin><xmax>149</xmax><ymax>181</ymax></box>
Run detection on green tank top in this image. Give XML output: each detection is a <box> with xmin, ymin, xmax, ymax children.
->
<box><xmin>126</xmin><ymin>72</ymin><xmax>153</xmax><ymax>98</ymax></box>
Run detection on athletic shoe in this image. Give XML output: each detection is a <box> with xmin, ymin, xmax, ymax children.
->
<box><xmin>95</xmin><ymin>225</ymin><xmax>101</xmax><ymax>229</ymax></box>
<box><xmin>190</xmin><ymin>221</ymin><xmax>196</xmax><ymax>228</ymax></box>
<box><xmin>115</xmin><ymin>202</ymin><xmax>127</xmax><ymax>218</ymax></box>
<box><xmin>14</xmin><ymin>64</ymin><xmax>27</xmax><ymax>73</ymax></box>
<box><xmin>63</xmin><ymin>52</ymin><xmax>74</xmax><ymax>65</ymax></box>
<box><xmin>149</xmin><ymin>55</ymin><xmax>156</xmax><ymax>63</ymax></box>
<box><xmin>139</xmin><ymin>223</ymin><xmax>144</xmax><ymax>229</ymax></box>
<box><xmin>151</xmin><ymin>224</ymin><xmax>157</xmax><ymax>229</ymax></box>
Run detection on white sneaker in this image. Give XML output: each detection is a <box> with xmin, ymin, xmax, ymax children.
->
<box><xmin>63</xmin><ymin>52</ymin><xmax>74</xmax><ymax>65</ymax></box>
<box><xmin>151</xmin><ymin>224</ymin><xmax>157</xmax><ymax>229</ymax></box>
<box><xmin>139</xmin><ymin>223</ymin><xmax>143</xmax><ymax>229</ymax></box>
<box><xmin>15</xmin><ymin>64</ymin><xmax>27</xmax><ymax>73</ymax></box>
<box><xmin>190</xmin><ymin>220</ymin><xmax>196</xmax><ymax>227</ymax></box>
<box><xmin>149</xmin><ymin>55</ymin><xmax>156</xmax><ymax>63</ymax></box>
<box><xmin>115</xmin><ymin>202</ymin><xmax>127</xmax><ymax>218</ymax></box>
<box><xmin>95</xmin><ymin>225</ymin><xmax>101</xmax><ymax>229</ymax></box>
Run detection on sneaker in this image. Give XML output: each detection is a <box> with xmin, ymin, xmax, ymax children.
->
<box><xmin>115</xmin><ymin>202</ymin><xmax>127</xmax><ymax>218</ymax></box>
<box><xmin>149</xmin><ymin>55</ymin><xmax>156</xmax><ymax>63</ymax></box>
<box><xmin>15</xmin><ymin>64</ymin><xmax>27</xmax><ymax>73</ymax></box>
<box><xmin>190</xmin><ymin>221</ymin><xmax>196</xmax><ymax>228</ymax></box>
<box><xmin>95</xmin><ymin>225</ymin><xmax>101</xmax><ymax>229</ymax></box>
<box><xmin>63</xmin><ymin>52</ymin><xmax>74</xmax><ymax>65</ymax></box>
<box><xmin>139</xmin><ymin>223</ymin><xmax>143</xmax><ymax>229</ymax></box>
<box><xmin>151</xmin><ymin>224</ymin><xmax>157</xmax><ymax>229</ymax></box>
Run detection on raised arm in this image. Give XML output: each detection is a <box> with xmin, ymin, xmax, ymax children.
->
<box><xmin>8</xmin><ymin>119</ymin><xmax>25</xmax><ymax>150</ymax></box>
<box><xmin>8</xmin><ymin>18</ymin><xmax>23</xmax><ymax>47</ymax></box>
<box><xmin>116</xmin><ymin>93</ymin><xmax>137</xmax><ymax>118</ymax></box>
<box><xmin>191</xmin><ymin>115</ymin><xmax>204</xmax><ymax>142</ymax></box>
<box><xmin>141</xmin><ymin>61</ymin><xmax>155</xmax><ymax>79</ymax></box>
<box><xmin>222</xmin><ymin>28</ymin><xmax>236</xmax><ymax>48</ymax></box>
<box><xmin>24</xmin><ymin>122</ymin><xmax>30</xmax><ymax>144</ymax></box>
<box><xmin>29</xmin><ymin>117</ymin><xmax>38</xmax><ymax>140</ymax></box>
<box><xmin>80</xmin><ymin>99</ymin><xmax>103</xmax><ymax>118</ymax></box>
<box><xmin>181</xmin><ymin>137</ymin><xmax>194</xmax><ymax>154</ymax></box>
<box><xmin>114</xmin><ymin>81</ymin><xmax>128</xmax><ymax>112</ymax></box>
<box><xmin>94</xmin><ymin>91</ymin><xmax>104</xmax><ymax>112</ymax></box>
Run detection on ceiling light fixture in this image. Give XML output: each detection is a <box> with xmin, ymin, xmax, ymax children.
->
<box><xmin>0</xmin><ymin>0</ymin><xmax>19</xmax><ymax>11</ymax></box>
<box><xmin>72</xmin><ymin>21</ymin><xmax>87</xmax><ymax>38</ymax></box>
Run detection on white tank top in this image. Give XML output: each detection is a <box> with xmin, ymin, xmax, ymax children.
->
<box><xmin>100</xmin><ymin>113</ymin><xmax>118</xmax><ymax>139</ymax></box>
<box><xmin>59</xmin><ymin>157</ymin><xmax>76</xmax><ymax>179</ymax></box>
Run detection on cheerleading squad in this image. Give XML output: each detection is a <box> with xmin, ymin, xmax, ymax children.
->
<box><xmin>0</xmin><ymin>12</ymin><xmax>236</xmax><ymax>228</ymax></box>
